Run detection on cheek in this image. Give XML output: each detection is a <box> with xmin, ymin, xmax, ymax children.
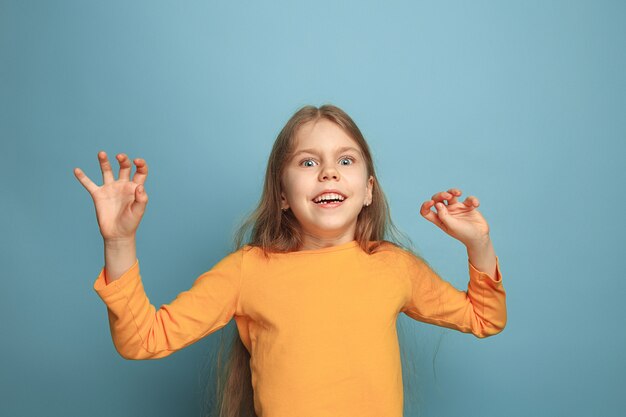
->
<box><xmin>281</xmin><ymin>173</ymin><xmax>303</xmax><ymax>200</ymax></box>
<box><xmin>348</xmin><ymin>170</ymin><xmax>370</xmax><ymax>191</ymax></box>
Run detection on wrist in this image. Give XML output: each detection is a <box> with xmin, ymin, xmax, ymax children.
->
<box><xmin>104</xmin><ymin>236</ymin><xmax>136</xmax><ymax>249</ymax></box>
<box><xmin>464</xmin><ymin>234</ymin><xmax>491</xmax><ymax>251</ymax></box>
<box><xmin>465</xmin><ymin>236</ymin><xmax>497</xmax><ymax>277</ymax></box>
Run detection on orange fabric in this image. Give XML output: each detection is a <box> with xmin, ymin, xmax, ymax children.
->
<box><xmin>93</xmin><ymin>240</ymin><xmax>506</xmax><ymax>417</ymax></box>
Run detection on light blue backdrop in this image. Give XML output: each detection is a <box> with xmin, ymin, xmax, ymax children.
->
<box><xmin>1</xmin><ymin>1</ymin><xmax>624</xmax><ymax>416</ymax></box>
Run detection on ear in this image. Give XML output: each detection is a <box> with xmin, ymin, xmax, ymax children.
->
<box><xmin>280</xmin><ymin>191</ymin><xmax>290</xmax><ymax>210</ymax></box>
<box><xmin>365</xmin><ymin>175</ymin><xmax>374</xmax><ymax>205</ymax></box>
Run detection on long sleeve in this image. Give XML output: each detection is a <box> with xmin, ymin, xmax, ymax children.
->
<box><xmin>93</xmin><ymin>250</ymin><xmax>243</xmax><ymax>359</ymax></box>
<box><xmin>401</xmin><ymin>253</ymin><xmax>507</xmax><ymax>338</ymax></box>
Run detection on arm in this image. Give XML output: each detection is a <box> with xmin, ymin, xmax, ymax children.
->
<box><xmin>466</xmin><ymin>236</ymin><xmax>497</xmax><ymax>280</ymax></box>
<box><xmin>401</xmin><ymin>250</ymin><xmax>507</xmax><ymax>338</ymax></box>
<box><xmin>93</xmin><ymin>250</ymin><xmax>243</xmax><ymax>359</ymax></box>
<box><xmin>413</xmin><ymin>188</ymin><xmax>507</xmax><ymax>337</ymax></box>
<box><xmin>104</xmin><ymin>237</ymin><xmax>137</xmax><ymax>283</ymax></box>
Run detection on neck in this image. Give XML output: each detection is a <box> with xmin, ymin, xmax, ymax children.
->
<box><xmin>299</xmin><ymin>231</ymin><xmax>356</xmax><ymax>251</ymax></box>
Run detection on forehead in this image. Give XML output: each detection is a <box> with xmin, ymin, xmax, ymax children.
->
<box><xmin>292</xmin><ymin>119</ymin><xmax>363</xmax><ymax>153</ymax></box>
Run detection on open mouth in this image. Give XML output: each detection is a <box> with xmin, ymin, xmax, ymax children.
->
<box><xmin>312</xmin><ymin>192</ymin><xmax>347</xmax><ymax>206</ymax></box>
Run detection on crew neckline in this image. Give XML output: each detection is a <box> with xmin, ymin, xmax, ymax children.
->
<box><xmin>292</xmin><ymin>240</ymin><xmax>359</xmax><ymax>254</ymax></box>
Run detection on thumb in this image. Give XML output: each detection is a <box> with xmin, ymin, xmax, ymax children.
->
<box><xmin>131</xmin><ymin>184</ymin><xmax>148</xmax><ymax>215</ymax></box>
<box><xmin>435</xmin><ymin>203</ymin><xmax>453</xmax><ymax>228</ymax></box>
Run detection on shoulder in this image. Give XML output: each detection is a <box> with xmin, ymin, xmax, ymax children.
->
<box><xmin>204</xmin><ymin>246</ymin><xmax>264</xmax><ymax>277</ymax></box>
<box><xmin>368</xmin><ymin>240</ymin><xmax>429</xmax><ymax>270</ymax></box>
<box><xmin>237</xmin><ymin>244</ymin><xmax>276</xmax><ymax>265</ymax></box>
<box><xmin>208</xmin><ymin>248</ymin><xmax>245</xmax><ymax>271</ymax></box>
<box><xmin>369</xmin><ymin>240</ymin><xmax>414</xmax><ymax>258</ymax></box>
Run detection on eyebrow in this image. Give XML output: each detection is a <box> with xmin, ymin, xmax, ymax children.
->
<box><xmin>291</xmin><ymin>146</ymin><xmax>363</xmax><ymax>160</ymax></box>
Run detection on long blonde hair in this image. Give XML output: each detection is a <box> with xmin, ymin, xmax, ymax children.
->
<box><xmin>204</xmin><ymin>104</ymin><xmax>420</xmax><ymax>417</ymax></box>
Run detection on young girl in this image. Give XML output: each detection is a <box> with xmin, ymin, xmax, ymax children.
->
<box><xmin>74</xmin><ymin>104</ymin><xmax>506</xmax><ymax>417</ymax></box>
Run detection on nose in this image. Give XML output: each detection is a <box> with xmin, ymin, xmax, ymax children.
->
<box><xmin>319</xmin><ymin>163</ymin><xmax>340</xmax><ymax>181</ymax></box>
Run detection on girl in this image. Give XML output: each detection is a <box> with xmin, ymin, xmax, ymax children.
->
<box><xmin>74</xmin><ymin>104</ymin><xmax>506</xmax><ymax>417</ymax></box>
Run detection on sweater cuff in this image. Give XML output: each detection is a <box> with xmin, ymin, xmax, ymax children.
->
<box><xmin>93</xmin><ymin>259</ymin><xmax>140</xmax><ymax>298</ymax></box>
<box><xmin>468</xmin><ymin>255</ymin><xmax>502</xmax><ymax>284</ymax></box>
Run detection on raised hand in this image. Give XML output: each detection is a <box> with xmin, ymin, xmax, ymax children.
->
<box><xmin>419</xmin><ymin>188</ymin><xmax>490</xmax><ymax>247</ymax></box>
<box><xmin>74</xmin><ymin>151</ymin><xmax>149</xmax><ymax>241</ymax></box>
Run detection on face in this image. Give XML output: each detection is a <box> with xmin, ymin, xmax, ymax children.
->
<box><xmin>280</xmin><ymin>119</ymin><xmax>374</xmax><ymax>247</ymax></box>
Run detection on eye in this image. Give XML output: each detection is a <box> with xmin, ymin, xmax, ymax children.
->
<box><xmin>301</xmin><ymin>159</ymin><xmax>318</xmax><ymax>167</ymax></box>
<box><xmin>339</xmin><ymin>156</ymin><xmax>354</xmax><ymax>166</ymax></box>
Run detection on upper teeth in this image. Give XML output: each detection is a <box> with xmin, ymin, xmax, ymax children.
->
<box><xmin>314</xmin><ymin>193</ymin><xmax>345</xmax><ymax>203</ymax></box>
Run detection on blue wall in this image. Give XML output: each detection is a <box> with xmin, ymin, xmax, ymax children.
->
<box><xmin>2</xmin><ymin>1</ymin><xmax>624</xmax><ymax>416</ymax></box>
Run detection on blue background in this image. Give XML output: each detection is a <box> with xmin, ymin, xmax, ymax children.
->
<box><xmin>1</xmin><ymin>1</ymin><xmax>624</xmax><ymax>416</ymax></box>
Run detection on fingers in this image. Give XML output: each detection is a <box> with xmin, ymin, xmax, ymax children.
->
<box><xmin>420</xmin><ymin>200</ymin><xmax>446</xmax><ymax>230</ymax></box>
<box><xmin>116</xmin><ymin>153</ymin><xmax>132</xmax><ymax>181</ymax></box>
<box><xmin>98</xmin><ymin>151</ymin><xmax>116</xmax><ymax>184</ymax></box>
<box><xmin>427</xmin><ymin>189</ymin><xmax>479</xmax><ymax>211</ymax></box>
<box><xmin>463</xmin><ymin>195</ymin><xmax>480</xmax><ymax>208</ymax></box>
<box><xmin>431</xmin><ymin>188</ymin><xmax>462</xmax><ymax>206</ymax></box>
<box><xmin>131</xmin><ymin>158</ymin><xmax>148</xmax><ymax>185</ymax></box>
<box><xmin>421</xmin><ymin>188</ymin><xmax>475</xmax><ymax>231</ymax></box>
<box><xmin>73</xmin><ymin>167</ymin><xmax>99</xmax><ymax>194</ymax></box>
<box><xmin>131</xmin><ymin>184</ymin><xmax>149</xmax><ymax>217</ymax></box>
<box><xmin>76</xmin><ymin>152</ymin><xmax>146</xmax><ymax>194</ymax></box>
<box><xmin>106</xmin><ymin>152</ymin><xmax>147</xmax><ymax>184</ymax></box>
<box><xmin>446</xmin><ymin>188</ymin><xmax>461</xmax><ymax>205</ymax></box>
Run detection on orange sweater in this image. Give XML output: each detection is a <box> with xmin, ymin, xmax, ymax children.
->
<box><xmin>93</xmin><ymin>240</ymin><xmax>506</xmax><ymax>417</ymax></box>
